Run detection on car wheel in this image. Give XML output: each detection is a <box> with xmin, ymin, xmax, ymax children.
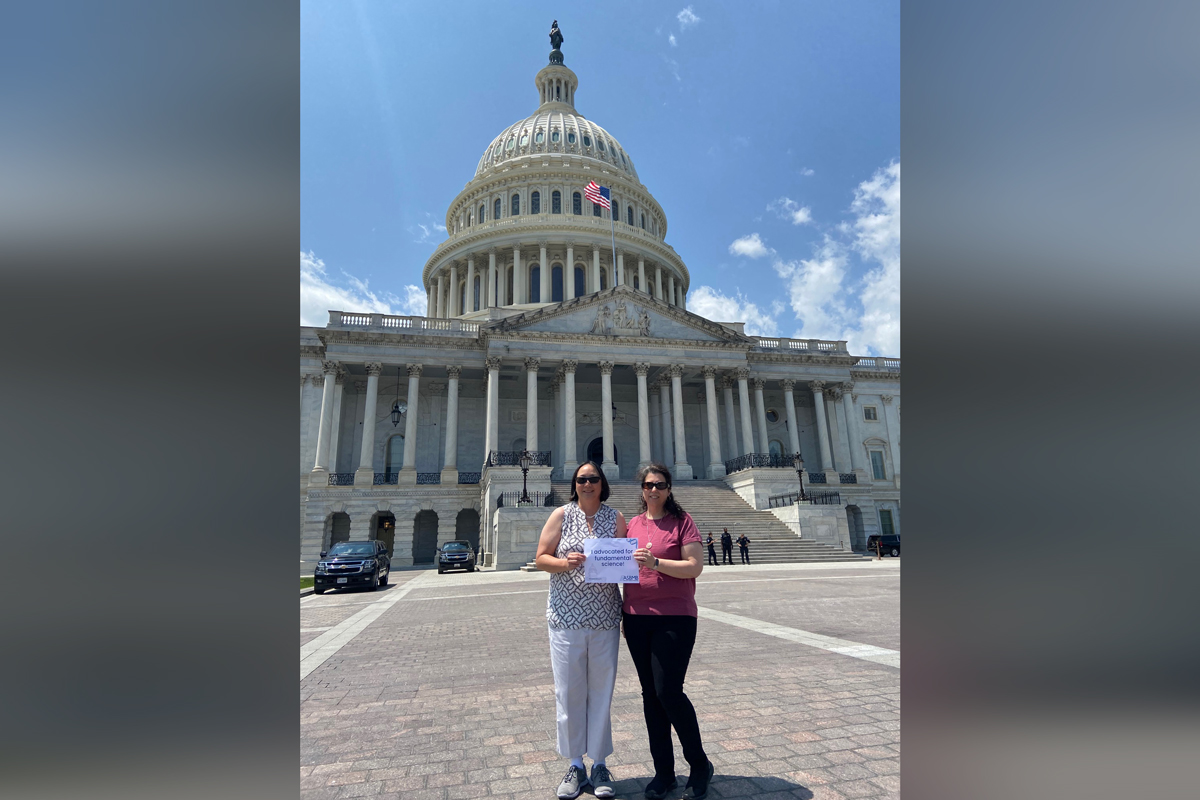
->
<box><xmin>437</xmin><ymin>567</ymin><xmax>443</xmax><ymax>574</ymax></box>
<box><xmin>890</xmin><ymin>547</ymin><xmax>900</xmax><ymax>557</ymax></box>
<box><xmin>314</xmin><ymin>587</ymin><xmax>325</xmax><ymax>595</ymax></box>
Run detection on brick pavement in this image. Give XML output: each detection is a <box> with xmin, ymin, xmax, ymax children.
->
<box><xmin>301</xmin><ymin>562</ymin><xmax>900</xmax><ymax>799</ymax></box>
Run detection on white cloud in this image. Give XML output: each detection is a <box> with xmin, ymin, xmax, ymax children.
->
<box><xmin>800</xmin><ymin>167</ymin><xmax>815</xmax><ymax>177</ymax></box>
<box><xmin>728</xmin><ymin>233</ymin><xmax>774</xmax><ymax>259</ymax></box>
<box><xmin>300</xmin><ymin>250</ymin><xmax>425</xmax><ymax>326</ymax></box>
<box><xmin>669</xmin><ymin>34</ymin><xmax>677</xmax><ymax>47</ymax></box>
<box><xmin>848</xmin><ymin>161</ymin><xmax>900</xmax><ymax>356</ymax></box>
<box><xmin>773</xmin><ymin>237</ymin><xmax>853</xmax><ymax>344</ymax></box>
<box><xmin>677</xmin><ymin>6</ymin><xmax>702</xmax><ymax>29</ymax></box>
<box><xmin>687</xmin><ymin>286</ymin><xmax>779</xmax><ymax>337</ymax></box>
<box><xmin>768</xmin><ymin>196</ymin><xmax>813</xmax><ymax>226</ymax></box>
<box><xmin>663</xmin><ymin>55</ymin><xmax>682</xmax><ymax>81</ymax></box>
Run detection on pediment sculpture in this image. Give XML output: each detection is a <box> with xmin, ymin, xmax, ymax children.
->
<box><xmin>589</xmin><ymin>299</ymin><xmax>650</xmax><ymax>337</ymax></box>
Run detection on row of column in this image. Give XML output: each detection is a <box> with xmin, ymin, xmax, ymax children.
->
<box><xmin>308</xmin><ymin>359</ymin><xmax>895</xmax><ymax>484</ymax></box>
<box><xmin>427</xmin><ymin>245</ymin><xmax>687</xmax><ymax>318</ymax></box>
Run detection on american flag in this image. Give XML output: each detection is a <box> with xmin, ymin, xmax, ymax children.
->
<box><xmin>584</xmin><ymin>181</ymin><xmax>610</xmax><ymax>209</ymax></box>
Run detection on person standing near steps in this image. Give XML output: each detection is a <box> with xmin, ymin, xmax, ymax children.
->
<box><xmin>736</xmin><ymin>532</ymin><xmax>751</xmax><ymax>565</ymax></box>
<box><xmin>536</xmin><ymin>461</ymin><xmax>627</xmax><ymax>800</ymax></box>
<box><xmin>705</xmin><ymin>533</ymin><xmax>718</xmax><ymax>566</ymax></box>
<box><xmin>624</xmin><ymin>463</ymin><xmax>715</xmax><ymax>800</ymax></box>
<box><xmin>720</xmin><ymin>528</ymin><xmax>733</xmax><ymax>565</ymax></box>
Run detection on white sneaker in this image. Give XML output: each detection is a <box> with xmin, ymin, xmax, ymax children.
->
<box><xmin>556</xmin><ymin>765</ymin><xmax>589</xmax><ymax>800</ymax></box>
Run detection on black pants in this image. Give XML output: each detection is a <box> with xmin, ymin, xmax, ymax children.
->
<box><xmin>721</xmin><ymin>544</ymin><xmax>732</xmax><ymax>564</ymax></box>
<box><xmin>740</xmin><ymin>546</ymin><xmax>749</xmax><ymax>564</ymax></box>
<box><xmin>707</xmin><ymin>546</ymin><xmax>717</xmax><ymax>566</ymax></box>
<box><xmin>623</xmin><ymin>613</ymin><xmax>707</xmax><ymax>779</ymax></box>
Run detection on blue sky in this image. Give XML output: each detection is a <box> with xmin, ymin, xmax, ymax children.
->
<box><xmin>301</xmin><ymin>1</ymin><xmax>899</xmax><ymax>356</ymax></box>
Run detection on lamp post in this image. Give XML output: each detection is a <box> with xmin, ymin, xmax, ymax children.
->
<box><xmin>518</xmin><ymin>448</ymin><xmax>532</xmax><ymax>504</ymax></box>
<box><xmin>390</xmin><ymin>366</ymin><xmax>407</xmax><ymax>426</ymax></box>
<box><xmin>792</xmin><ymin>450</ymin><xmax>807</xmax><ymax>503</ymax></box>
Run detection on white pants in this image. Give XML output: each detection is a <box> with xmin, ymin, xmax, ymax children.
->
<box><xmin>548</xmin><ymin>626</ymin><xmax>620</xmax><ymax>761</ymax></box>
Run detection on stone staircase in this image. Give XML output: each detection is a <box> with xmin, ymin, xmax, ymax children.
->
<box><xmin>519</xmin><ymin>479</ymin><xmax>866</xmax><ymax>570</ymax></box>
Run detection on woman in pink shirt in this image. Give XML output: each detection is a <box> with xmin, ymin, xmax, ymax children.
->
<box><xmin>624</xmin><ymin>463</ymin><xmax>714</xmax><ymax>800</ymax></box>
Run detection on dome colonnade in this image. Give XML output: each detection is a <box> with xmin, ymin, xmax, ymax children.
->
<box><xmin>422</xmin><ymin>53</ymin><xmax>688</xmax><ymax>318</ymax></box>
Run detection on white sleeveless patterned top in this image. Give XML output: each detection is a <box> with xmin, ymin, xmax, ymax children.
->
<box><xmin>546</xmin><ymin>502</ymin><xmax>623</xmax><ymax>630</ymax></box>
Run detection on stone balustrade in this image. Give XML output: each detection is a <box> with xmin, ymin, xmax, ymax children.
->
<box><xmin>327</xmin><ymin>312</ymin><xmax>480</xmax><ymax>336</ymax></box>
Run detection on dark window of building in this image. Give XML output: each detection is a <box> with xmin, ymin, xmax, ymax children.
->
<box><xmin>593</xmin><ymin>201</ymin><xmax>601</xmax><ymax>217</ymax></box>
<box><xmin>600</xmin><ymin>269</ymin><xmax>607</xmax><ymax>290</ymax></box>
<box><xmin>479</xmin><ymin>204</ymin><xmax>486</xmax><ymax>222</ymax></box>
<box><xmin>870</xmin><ymin>451</ymin><xmax>887</xmax><ymax>480</ymax></box>
<box><xmin>611</xmin><ymin>201</ymin><xmax>619</xmax><ymax>222</ymax></box>
<box><xmin>552</xmin><ymin>265</ymin><xmax>563</xmax><ymax>301</ymax></box>
<box><xmin>627</xmin><ymin>207</ymin><xmax>634</xmax><ymax>226</ymax></box>
<box><xmin>473</xmin><ymin>276</ymin><xmax>480</xmax><ymax>311</ymax></box>
<box><xmin>530</xmin><ymin>266</ymin><xmax>540</xmax><ymax>302</ymax></box>
<box><xmin>641</xmin><ymin>213</ymin><xmax>645</xmax><ymax>229</ymax></box>
<box><xmin>572</xmin><ymin>192</ymin><xmax>582</xmax><ymax>215</ymax></box>
<box><xmin>574</xmin><ymin>266</ymin><xmax>585</xmax><ymax>296</ymax></box>
<box><xmin>511</xmin><ymin>193</ymin><xmax>520</xmax><ymax>216</ymax></box>
<box><xmin>494</xmin><ymin>198</ymin><xmax>502</xmax><ymax>220</ymax></box>
<box><xmin>531</xmin><ymin>191</ymin><xmax>540</xmax><ymax>214</ymax></box>
<box><xmin>552</xmin><ymin>191</ymin><xmax>561</xmax><ymax>214</ymax></box>
<box><xmin>879</xmin><ymin>509</ymin><xmax>895</xmax><ymax>535</ymax></box>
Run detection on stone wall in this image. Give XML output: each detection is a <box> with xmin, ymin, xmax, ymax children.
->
<box><xmin>768</xmin><ymin>504</ymin><xmax>852</xmax><ymax>550</ymax></box>
<box><xmin>492</xmin><ymin>507</ymin><xmax>554</xmax><ymax>570</ymax></box>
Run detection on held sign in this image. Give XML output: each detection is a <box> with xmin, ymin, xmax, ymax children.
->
<box><xmin>582</xmin><ymin>538</ymin><xmax>640</xmax><ymax>584</ymax></box>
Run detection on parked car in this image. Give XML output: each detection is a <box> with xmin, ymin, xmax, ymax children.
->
<box><xmin>866</xmin><ymin>534</ymin><xmax>901</xmax><ymax>557</ymax></box>
<box><xmin>437</xmin><ymin>540</ymin><xmax>477</xmax><ymax>573</ymax></box>
<box><xmin>314</xmin><ymin>540</ymin><xmax>390</xmax><ymax>593</ymax></box>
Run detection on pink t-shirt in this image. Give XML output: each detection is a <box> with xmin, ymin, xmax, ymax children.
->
<box><xmin>622</xmin><ymin>512</ymin><xmax>703</xmax><ymax>617</ymax></box>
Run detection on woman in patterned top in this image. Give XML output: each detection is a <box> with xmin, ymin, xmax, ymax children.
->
<box><xmin>536</xmin><ymin>461</ymin><xmax>628</xmax><ymax>800</ymax></box>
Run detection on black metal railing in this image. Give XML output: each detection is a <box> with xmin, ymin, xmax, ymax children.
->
<box><xmin>373</xmin><ymin>472</ymin><xmax>399</xmax><ymax>485</ymax></box>
<box><xmin>416</xmin><ymin>472</ymin><xmax>441</xmax><ymax>484</ymax></box>
<box><xmin>767</xmin><ymin>490</ymin><xmax>842</xmax><ymax>508</ymax></box>
<box><xmin>723</xmin><ymin>453</ymin><xmax>796</xmax><ymax>474</ymax></box>
<box><xmin>838</xmin><ymin>473</ymin><xmax>857</xmax><ymax>484</ymax></box>
<box><xmin>458</xmin><ymin>472</ymin><xmax>481</xmax><ymax>485</ymax></box>
<box><xmin>496</xmin><ymin>490</ymin><xmax>556</xmax><ymax>508</ymax></box>
<box><xmin>807</xmin><ymin>471</ymin><xmax>827</xmax><ymax>484</ymax></box>
<box><xmin>328</xmin><ymin>472</ymin><xmax>355</xmax><ymax>486</ymax></box>
<box><xmin>485</xmin><ymin>450</ymin><xmax>552</xmax><ymax>467</ymax></box>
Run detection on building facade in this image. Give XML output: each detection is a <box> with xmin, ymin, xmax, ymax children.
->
<box><xmin>299</xmin><ymin>38</ymin><xmax>900</xmax><ymax>569</ymax></box>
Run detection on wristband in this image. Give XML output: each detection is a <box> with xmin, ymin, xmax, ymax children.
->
<box><xmin>654</xmin><ymin>557</ymin><xmax>660</xmax><ymax>569</ymax></box>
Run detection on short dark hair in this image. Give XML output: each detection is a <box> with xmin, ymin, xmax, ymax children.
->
<box><xmin>570</xmin><ymin>460</ymin><xmax>610</xmax><ymax>503</ymax></box>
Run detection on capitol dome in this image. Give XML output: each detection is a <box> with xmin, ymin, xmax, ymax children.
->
<box><xmin>421</xmin><ymin>41</ymin><xmax>690</xmax><ymax>320</ymax></box>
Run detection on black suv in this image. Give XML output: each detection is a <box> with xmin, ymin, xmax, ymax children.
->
<box><xmin>437</xmin><ymin>540</ymin><xmax>477</xmax><ymax>573</ymax></box>
<box><xmin>314</xmin><ymin>541</ymin><xmax>391</xmax><ymax>593</ymax></box>
<box><xmin>866</xmin><ymin>534</ymin><xmax>901</xmax><ymax>557</ymax></box>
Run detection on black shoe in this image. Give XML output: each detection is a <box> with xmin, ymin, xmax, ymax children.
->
<box><xmin>681</xmin><ymin>760</ymin><xmax>714</xmax><ymax>800</ymax></box>
<box><xmin>644</xmin><ymin>774</ymin><xmax>677</xmax><ymax>800</ymax></box>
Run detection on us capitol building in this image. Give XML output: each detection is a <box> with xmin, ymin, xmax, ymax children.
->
<box><xmin>299</xmin><ymin>27</ymin><xmax>900</xmax><ymax>569</ymax></box>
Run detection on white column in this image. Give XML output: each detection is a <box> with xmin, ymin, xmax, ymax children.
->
<box><xmin>722</xmin><ymin>375</ymin><xmax>739</xmax><ymax>459</ymax></box>
<box><xmin>448</xmin><ymin>262</ymin><xmax>459</xmax><ymax>316</ymax></box>
<box><xmin>842</xmin><ymin>382</ymin><xmax>865</xmax><ymax>472</ymax></box>
<box><xmin>881</xmin><ymin>394</ymin><xmax>900</xmax><ymax>481</ymax></box>
<box><xmin>562</xmin><ymin>360</ymin><xmax>578</xmax><ymax>473</ymax></box>
<box><xmin>398</xmin><ymin>364</ymin><xmax>422</xmax><ymax>483</ymax></box>
<box><xmin>811</xmin><ymin>381</ymin><xmax>834</xmax><ymax>472</ymax></box>
<box><xmin>826</xmin><ymin>387</ymin><xmax>849</xmax><ymax>473</ymax></box>
<box><xmin>435</xmin><ymin>275</ymin><xmax>444</xmax><ymax>318</ymax></box>
<box><xmin>566</xmin><ymin>244</ymin><xmax>576</xmax><ymax>298</ymax></box>
<box><xmin>655</xmin><ymin>266</ymin><xmax>663</xmax><ymax>300</ymax></box>
<box><xmin>466</xmin><ymin>256</ymin><xmax>476</xmax><ymax>313</ymax></box>
<box><xmin>638</xmin><ymin>257</ymin><xmax>646</xmax><ymax>295</ymax></box>
<box><xmin>617</xmin><ymin>250</ymin><xmax>625</xmax><ymax>286</ymax></box>
<box><xmin>426</xmin><ymin>288</ymin><xmax>433</xmax><ymax>317</ymax></box>
<box><xmin>539</xmin><ymin>241</ymin><xmax>550</xmax><ymax>302</ymax></box>
<box><xmin>669</xmin><ymin>365</ymin><xmax>692</xmax><ymax>479</ymax></box>
<box><xmin>668</xmin><ymin>274</ymin><xmax>676</xmax><ymax>306</ymax></box>
<box><xmin>782</xmin><ymin>379</ymin><xmax>801</xmax><ymax>457</ymax></box>
<box><xmin>354</xmin><ymin>363</ymin><xmax>382</xmax><ymax>485</ymax></box>
<box><xmin>327</xmin><ymin>370</ymin><xmax>345</xmax><ymax>472</ymax></box>
<box><xmin>311</xmin><ymin>360</ymin><xmax>339</xmax><ymax>477</ymax></box>
<box><xmin>702</xmin><ymin>366</ymin><xmax>724</xmax><ymax>478</ymax></box>
<box><xmin>592</xmin><ymin>246</ymin><xmax>601</xmax><ymax>293</ymax></box>
<box><xmin>599</xmin><ymin>361</ymin><xmax>618</xmax><ymax>480</ymax></box>
<box><xmin>484</xmin><ymin>356</ymin><xmax>501</xmax><ymax>463</ymax></box>
<box><xmin>440</xmin><ymin>365</ymin><xmax>461</xmax><ymax>482</ymax></box>
<box><xmin>635</xmin><ymin>362</ymin><xmax>651</xmax><ymax>468</ymax></box>
<box><xmin>736</xmin><ymin>368</ymin><xmax>754</xmax><ymax>456</ymax></box>
<box><xmin>487</xmin><ymin>248</ymin><xmax>497</xmax><ymax>307</ymax></box>
<box><xmin>551</xmin><ymin>373</ymin><xmax>563</xmax><ymax>477</ymax></box>
<box><xmin>524</xmin><ymin>358</ymin><xmax>540</xmax><ymax>451</ymax></box>
<box><xmin>658</xmin><ymin>378</ymin><xmax>672</xmax><ymax>465</ymax></box>
<box><xmin>513</xmin><ymin>245</ymin><xmax>523</xmax><ymax>305</ymax></box>
<box><xmin>753</xmin><ymin>378</ymin><xmax>769</xmax><ymax>455</ymax></box>
<box><xmin>679</xmin><ymin>285</ymin><xmax>686</xmax><ymax>311</ymax></box>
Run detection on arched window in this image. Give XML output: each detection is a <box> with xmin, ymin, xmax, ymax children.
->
<box><xmin>611</xmin><ymin>201</ymin><xmax>619</xmax><ymax>222</ymax></box>
<box><xmin>633</xmin><ymin>275</ymin><xmax>640</xmax><ymax>290</ymax></box>
<box><xmin>459</xmin><ymin>283</ymin><xmax>465</xmax><ymax>316</ymax></box>
<box><xmin>467</xmin><ymin>212</ymin><xmax>472</xmax><ymax>227</ymax></box>
<box><xmin>551</xmin><ymin>265</ymin><xmax>563</xmax><ymax>301</ymax></box>
<box><xmin>600</xmin><ymin>268</ymin><xmax>607</xmax><ymax>290</ymax></box>
<box><xmin>473</xmin><ymin>275</ymin><xmax>480</xmax><ymax>311</ymax></box>
<box><xmin>506</xmin><ymin>266</ymin><xmax>514</xmax><ymax>305</ymax></box>
<box><xmin>572</xmin><ymin>192</ymin><xmax>582</xmax><ymax>215</ymax></box>
<box><xmin>494</xmin><ymin>198</ymin><xmax>502</xmax><ymax>220</ymax></box>
<box><xmin>769</xmin><ymin>439</ymin><xmax>783</xmax><ymax>457</ymax></box>
<box><xmin>627</xmin><ymin>207</ymin><xmax>634</xmax><ymax>226</ymax></box>
<box><xmin>531</xmin><ymin>191</ymin><xmax>540</xmax><ymax>214</ymax></box>
<box><xmin>641</xmin><ymin>213</ymin><xmax>646</xmax><ymax>229</ymax></box>
<box><xmin>479</xmin><ymin>204</ymin><xmax>485</xmax><ymax>223</ymax></box>
<box><xmin>572</xmin><ymin>265</ymin><xmax>585</xmax><ymax>297</ymax></box>
<box><xmin>530</xmin><ymin>266</ymin><xmax>540</xmax><ymax>302</ymax></box>
<box><xmin>552</xmin><ymin>190</ymin><xmax>562</xmax><ymax>214</ymax></box>
<box><xmin>386</xmin><ymin>434</ymin><xmax>404</xmax><ymax>474</ymax></box>
<box><xmin>511</xmin><ymin>193</ymin><xmax>520</xmax><ymax>216</ymax></box>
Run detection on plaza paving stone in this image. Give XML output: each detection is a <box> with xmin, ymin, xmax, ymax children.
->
<box><xmin>301</xmin><ymin>561</ymin><xmax>899</xmax><ymax>799</ymax></box>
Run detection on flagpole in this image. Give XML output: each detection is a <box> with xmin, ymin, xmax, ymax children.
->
<box><xmin>609</xmin><ymin>196</ymin><xmax>617</xmax><ymax>288</ymax></box>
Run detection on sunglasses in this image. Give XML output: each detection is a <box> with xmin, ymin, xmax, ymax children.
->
<box><xmin>641</xmin><ymin>481</ymin><xmax>669</xmax><ymax>491</ymax></box>
<box><xmin>575</xmin><ymin>475</ymin><xmax>602</xmax><ymax>485</ymax></box>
